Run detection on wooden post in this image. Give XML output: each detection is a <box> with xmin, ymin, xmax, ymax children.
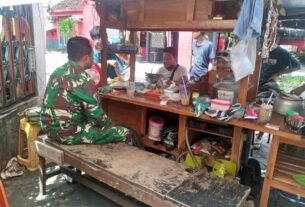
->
<box><xmin>248</xmin><ymin>54</ymin><xmax>262</xmax><ymax>101</ymax></box>
<box><xmin>178</xmin><ymin>115</ymin><xmax>187</xmax><ymax>151</ymax></box>
<box><xmin>237</xmin><ymin>76</ymin><xmax>249</xmax><ymax>107</ymax></box>
<box><xmin>231</xmin><ymin>126</ymin><xmax>243</xmax><ymax>168</ymax></box>
<box><xmin>129</xmin><ymin>31</ymin><xmax>136</xmax><ymax>82</ymax></box>
<box><xmin>259</xmin><ymin>136</ymin><xmax>280</xmax><ymax>207</ymax></box>
<box><xmin>95</xmin><ymin>1</ymin><xmax>108</xmax><ymax>86</ymax></box>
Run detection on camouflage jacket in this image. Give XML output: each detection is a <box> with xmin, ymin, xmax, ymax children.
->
<box><xmin>40</xmin><ymin>60</ymin><xmax>112</xmax><ymax>144</ymax></box>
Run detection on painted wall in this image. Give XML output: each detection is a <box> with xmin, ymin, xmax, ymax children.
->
<box><xmin>0</xmin><ymin>3</ymin><xmax>46</xmax><ymax>170</ymax></box>
<box><xmin>178</xmin><ymin>32</ymin><xmax>192</xmax><ymax>70</ymax></box>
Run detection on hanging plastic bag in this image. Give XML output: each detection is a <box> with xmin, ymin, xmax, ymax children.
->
<box><xmin>231</xmin><ymin>39</ymin><xmax>257</xmax><ymax>81</ymax></box>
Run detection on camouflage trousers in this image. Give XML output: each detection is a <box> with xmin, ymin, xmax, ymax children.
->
<box><xmin>44</xmin><ymin>124</ymin><xmax>128</xmax><ymax>145</ymax></box>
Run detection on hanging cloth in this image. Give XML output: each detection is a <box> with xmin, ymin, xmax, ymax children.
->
<box><xmin>233</xmin><ymin>0</ymin><xmax>264</xmax><ymax>40</ymax></box>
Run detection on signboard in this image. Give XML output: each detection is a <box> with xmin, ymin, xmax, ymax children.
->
<box><xmin>151</xmin><ymin>32</ymin><xmax>165</xmax><ymax>48</ymax></box>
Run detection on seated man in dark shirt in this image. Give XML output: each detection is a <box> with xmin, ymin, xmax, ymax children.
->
<box><xmin>259</xmin><ymin>46</ymin><xmax>301</xmax><ymax>88</ymax></box>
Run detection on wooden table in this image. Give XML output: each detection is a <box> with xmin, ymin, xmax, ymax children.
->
<box><xmin>35</xmin><ymin>137</ymin><xmax>250</xmax><ymax>207</ymax></box>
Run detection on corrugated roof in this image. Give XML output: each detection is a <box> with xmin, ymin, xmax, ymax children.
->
<box><xmin>50</xmin><ymin>0</ymin><xmax>83</xmax><ymax>11</ymax></box>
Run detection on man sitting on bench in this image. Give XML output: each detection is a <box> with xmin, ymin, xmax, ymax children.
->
<box><xmin>40</xmin><ymin>36</ymin><xmax>131</xmax><ymax>145</ymax></box>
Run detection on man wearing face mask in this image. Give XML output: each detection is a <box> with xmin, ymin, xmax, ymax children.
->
<box><xmin>156</xmin><ymin>47</ymin><xmax>188</xmax><ymax>87</ymax></box>
<box><xmin>40</xmin><ymin>36</ymin><xmax>131</xmax><ymax>145</ymax></box>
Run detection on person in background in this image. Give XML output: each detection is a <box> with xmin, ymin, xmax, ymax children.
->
<box><xmin>156</xmin><ymin>47</ymin><xmax>188</xmax><ymax>87</ymax></box>
<box><xmin>90</xmin><ymin>26</ymin><xmax>129</xmax><ymax>79</ymax></box>
<box><xmin>254</xmin><ymin>46</ymin><xmax>302</xmax><ymax>149</ymax></box>
<box><xmin>189</xmin><ymin>31</ymin><xmax>216</xmax><ymax>82</ymax></box>
<box><xmin>259</xmin><ymin>46</ymin><xmax>301</xmax><ymax>88</ymax></box>
<box><xmin>40</xmin><ymin>36</ymin><xmax>131</xmax><ymax>145</ymax></box>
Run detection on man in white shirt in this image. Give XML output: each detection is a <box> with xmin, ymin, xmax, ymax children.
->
<box><xmin>156</xmin><ymin>47</ymin><xmax>188</xmax><ymax>87</ymax></box>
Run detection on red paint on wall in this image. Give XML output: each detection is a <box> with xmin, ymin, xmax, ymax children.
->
<box><xmin>280</xmin><ymin>40</ymin><xmax>305</xmax><ymax>53</ymax></box>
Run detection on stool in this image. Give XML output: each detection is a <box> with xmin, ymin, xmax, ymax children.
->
<box><xmin>17</xmin><ymin>118</ymin><xmax>41</xmax><ymax>171</ymax></box>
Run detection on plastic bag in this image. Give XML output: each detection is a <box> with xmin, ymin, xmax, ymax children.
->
<box><xmin>231</xmin><ymin>39</ymin><xmax>257</xmax><ymax>81</ymax></box>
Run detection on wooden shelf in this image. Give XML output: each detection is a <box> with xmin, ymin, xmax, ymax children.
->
<box><xmin>188</xmin><ymin>125</ymin><xmax>233</xmax><ymax>139</ymax></box>
<box><xmin>141</xmin><ymin>137</ymin><xmax>181</xmax><ymax>157</ymax></box>
<box><xmin>271</xmin><ymin>151</ymin><xmax>305</xmax><ymax>196</ymax></box>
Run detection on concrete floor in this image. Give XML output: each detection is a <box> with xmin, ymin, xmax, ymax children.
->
<box><xmin>3</xmin><ymin>169</ymin><xmax>122</xmax><ymax>207</ymax></box>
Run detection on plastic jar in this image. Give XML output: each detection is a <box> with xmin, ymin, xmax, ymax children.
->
<box><xmin>148</xmin><ymin>116</ymin><xmax>165</xmax><ymax>141</ymax></box>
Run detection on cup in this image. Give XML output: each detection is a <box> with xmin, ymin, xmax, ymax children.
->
<box><xmin>258</xmin><ymin>104</ymin><xmax>273</xmax><ymax>123</ymax></box>
<box><xmin>179</xmin><ymin>84</ymin><xmax>190</xmax><ymax>106</ymax></box>
<box><xmin>126</xmin><ymin>81</ymin><xmax>135</xmax><ymax>98</ymax></box>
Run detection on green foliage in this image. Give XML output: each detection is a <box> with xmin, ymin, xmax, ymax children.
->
<box><xmin>58</xmin><ymin>18</ymin><xmax>74</xmax><ymax>36</ymax></box>
<box><xmin>278</xmin><ymin>75</ymin><xmax>305</xmax><ymax>92</ymax></box>
<box><xmin>278</xmin><ymin>75</ymin><xmax>305</xmax><ymax>85</ymax></box>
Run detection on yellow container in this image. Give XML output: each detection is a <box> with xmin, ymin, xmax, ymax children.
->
<box><xmin>183</xmin><ymin>153</ymin><xmax>204</xmax><ymax>169</ymax></box>
<box><xmin>17</xmin><ymin>118</ymin><xmax>41</xmax><ymax>171</ymax></box>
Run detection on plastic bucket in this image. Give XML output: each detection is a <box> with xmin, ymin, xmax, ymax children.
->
<box><xmin>148</xmin><ymin>116</ymin><xmax>165</xmax><ymax>141</ymax></box>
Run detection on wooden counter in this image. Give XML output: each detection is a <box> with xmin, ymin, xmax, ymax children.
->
<box><xmin>100</xmin><ymin>92</ymin><xmax>304</xmax><ymax>206</ymax></box>
<box><xmin>100</xmin><ymin>92</ymin><xmax>240</xmax><ymax>159</ymax></box>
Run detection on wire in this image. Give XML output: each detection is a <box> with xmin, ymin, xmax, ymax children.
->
<box><xmin>185</xmin><ymin>127</ymin><xmax>201</xmax><ymax>170</ymax></box>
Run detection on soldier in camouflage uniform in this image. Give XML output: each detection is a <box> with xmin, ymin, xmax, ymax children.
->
<box><xmin>40</xmin><ymin>36</ymin><xmax>127</xmax><ymax>145</ymax></box>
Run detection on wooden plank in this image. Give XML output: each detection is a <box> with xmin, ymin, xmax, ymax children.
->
<box><xmin>48</xmin><ymin>141</ymin><xmax>190</xmax><ymax>207</ymax></box>
<box><xmin>186</xmin><ymin>0</ymin><xmax>195</xmax><ymax>21</ymax></box>
<box><xmin>106</xmin><ymin>99</ymin><xmax>145</xmax><ymax>135</ymax></box>
<box><xmin>193</xmin><ymin>0</ymin><xmax>213</xmax><ymax>20</ymax></box>
<box><xmin>34</xmin><ymin>141</ymin><xmax>64</xmax><ymax>165</ymax></box>
<box><xmin>167</xmin><ymin>172</ymin><xmax>250</xmax><ymax>207</ymax></box>
<box><xmin>271</xmin><ymin>178</ymin><xmax>305</xmax><ymax>198</ymax></box>
<box><xmin>139</xmin><ymin>0</ymin><xmax>145</xmax><ymax>22</ymax></box>
<box><xmin>144</xmin><ymin>0</ymin><xmax>187</xmax><ymax>21</ymax></box>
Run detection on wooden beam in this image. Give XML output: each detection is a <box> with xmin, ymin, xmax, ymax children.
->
<box><xmin>186</xmin><ymin>0</ymin><xmax>196</xmax><ymax>21</ymax></box>
<box><xmin>95</xmin><ymin>1</ymin><xmax>108</xmax><ymax>86</ymax></box>
<box><xmin>127</xmin><ymin>20</ymin><xmax>236</xmax><ymax>31</ymax></box>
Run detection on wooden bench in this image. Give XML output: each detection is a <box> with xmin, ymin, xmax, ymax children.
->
<box><xmin>34</xmin><ymin>135</ymin><xmax>250</xmax><ymax>207</ymax></box>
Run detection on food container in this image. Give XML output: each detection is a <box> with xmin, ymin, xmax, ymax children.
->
<box><xmin>213</xmin><ymin>77</ymin><xmax>239</xmax><ymax>103</ymax></box>
<box><xmin>289</xmin><ymin>115</ymin><xmax>305</xmax><ymax>133</ymax></box>
<box><xmin>274</xmin><ymin>93</ymin><xmax>304</xmax><ymax>115</ymax></box>
<box><xmin>285</xmin><ymin>110</ymin><xmax>299</xmax><ymax>126</ymax></box>
<box><xmin>148</xmin><ymin>116</ymin><xmax>165</xmax><ymax>141</ymax></box>
<box><xmin>210</xmin><ymin>99</ymin><xmax>231</xmax><ymax>111</ymax></box>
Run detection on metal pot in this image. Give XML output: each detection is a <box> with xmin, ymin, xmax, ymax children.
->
<box><xmin>273</xmin><ymin>92</ymin><xmax>304</xmax><ymax>115</ymax></box>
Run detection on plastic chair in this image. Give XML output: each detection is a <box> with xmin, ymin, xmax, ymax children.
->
<box><xmin>17</xmin><ymin>118</ymin><xmax>41</xmax><ymax>171</ymax></box>
<box><xmin>0</xmin><ymin>180</ymin><xmax>9</xmax><ymax>207</ymax></box>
